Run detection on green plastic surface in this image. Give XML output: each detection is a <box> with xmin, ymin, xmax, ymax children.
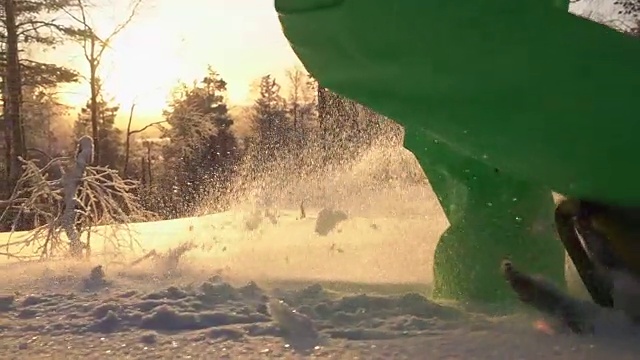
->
<box><xmin>275</xmin><ymin>0</ymin><xmax>640</xmax><ymax>207</ymax></box>
<box><xmin>275</xmin><ymin>0</ymin><xmax>637</xmax><ymax>302</ymax></box>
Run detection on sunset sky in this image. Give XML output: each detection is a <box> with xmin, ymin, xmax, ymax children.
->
<box><xmin>30</xmin><ymin>0</ymin><xmax>621</xmax><ymax>129</ymax></box>
<box><xmin>35</xmin><ymin>0</ymin><xmax>303</xmax><ymax>127</ymax></box>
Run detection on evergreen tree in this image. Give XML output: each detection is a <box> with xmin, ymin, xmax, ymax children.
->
<box><xmin>0</xmin><ymin>0</ymin><xmax>79</xmax><ymax>180</ymax></box>
<box><xmin>251</xmin><ymin>75</ymin><xmax>289</xmax><ymax>165</ymax></box>
<box><xmin>159</xmin><ymin>67</ymin><xmax>241</xmax><ymax>215</ymax></box>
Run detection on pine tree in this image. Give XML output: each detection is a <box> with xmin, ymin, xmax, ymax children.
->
<box><xmin>159</xmin><ymin>67</ymin><xmax>241</xmax><ymax>215</ymax></box>
<box><xmin>251</xmin><ymin>75</ymin><xmax>289</xmax><ymax>165</ymax></box>
<box><xmin>74</xmin><ymin>83</ymin><xmax>124</xmax><ymax>170</ymax></box>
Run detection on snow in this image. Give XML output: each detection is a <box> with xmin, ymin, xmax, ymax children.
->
<box><xmin>0</xmin><ymin>201</ymin><xmax>442</xmax><ymax>283</ymax></box>
<box><xmin>0</xmin><ymin>201</ymin><xmax>639</xmax><ymax>358</ymax></box>
<box><xmin>0</xmin><ymin>144</ymin><xmax>639</xmax><ymax>358</ymax></box>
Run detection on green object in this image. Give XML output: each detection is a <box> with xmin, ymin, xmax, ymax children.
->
<box><xmin>274</xmin><ymin>0</ymin><xmax>640</xmax><ymax>303</ymax></box>
<box><xmin>404</xmin><ymin>128</ymin><xmax>565</xmax><ymax>302</ymax></box>
<box><xmin>275</xmin><ymin>0</ymin><xmax>640</xmax><ymax>206</ymax></box>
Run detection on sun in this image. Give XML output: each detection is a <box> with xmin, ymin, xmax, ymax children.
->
<box><xmin>99</xmin><ymin>19</ymin><xmax>185</xmax><ymax>118</ymax></box>
<box><xmin>98</xmin><ymin>15</ymin><xmax>255</xmax><ymax>119</ymax></box>
<box><xmin>47</xmin><ymin>0</ymin><xmax>303</xmax><ymax>128</ymax></box>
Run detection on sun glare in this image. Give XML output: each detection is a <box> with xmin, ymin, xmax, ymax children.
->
<box><xmin>45</xmin><ymin>0</ymin><xmax>303</xmax><ymax>127</ymax></box>
<box><xmin>99</xmin><ymin>18</ymin><xmax>184</xmax><ymax>117</ymax></box>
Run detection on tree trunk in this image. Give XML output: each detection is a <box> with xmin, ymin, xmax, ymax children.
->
<box><xmin>123</xmin><ymin>103</ymin><xmax>136</xmax><ymax>176</ymax></box>
<box><xmin>89</xmin><ymin>37</ymin><xmax>100</xmax><ymax>165</ymax></box>
<box><xmin>292</xmin><ymin>101</ymin><xmax>298</xmax><ymax>132</ymax></box>
<box><xmin>63</xmin><ymin>136</ymin><xmax>93</xmax><ymax>258</ymax></box>
<box><xmin>140</xmin><ymin>156</ymin><xmax>146</xmax><ymax>185</ymax></box>
<box><xmin>2</xmin><ymin>74</ymin><xmax>11</xmax><ymax>181</ymax></box>
<box><xmin>146</xmin><ymin>143</ymin><xmax>152</xmax><ymax>186</ymax></box>
<box><xmin>4</xmin><ymin>0</ymin><xmax>26</xmax><ymax>181</ymax></box>
<box><xmin>317</xmin><ymin>87</ymin><xmax>328</xmax><ymax>134</ymax></box>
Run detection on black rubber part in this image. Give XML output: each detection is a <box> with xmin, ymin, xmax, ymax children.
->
<box><xmin>555</xmin><ymin>200</ymin><xmax>614</xmax><ymax>308</ymax></box>
<box><xmin>501</xmin><ymin>259</ymin><xmax>593</xmax><ymax>334</ymax></box>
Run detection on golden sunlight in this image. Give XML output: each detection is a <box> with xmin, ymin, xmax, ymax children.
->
<box><xmin>99</xmin><ymin>15</ymin><xmax>185</xmax><ymax>117</ymax></box>
<box><xmin>46</xmin><ymin>0</ymin><xmax>303</xmax><ymax>127</ymax></box>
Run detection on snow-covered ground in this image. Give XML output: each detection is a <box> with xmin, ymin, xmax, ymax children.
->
<box><xmin>0</xmin><ymin>204</ymin><xmax>639</xmax><ymax>359</ymax></box>
<box><xmin>0</xmin><ymin>143</ymin><xmax>639</xmax><ymax>358</ymax></box>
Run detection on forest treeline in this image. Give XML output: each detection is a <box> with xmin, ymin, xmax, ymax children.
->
<box><xmin>0</xmin><ymin>0</ymin><xmax>405</xmax><ymax>232</ymax></box>
<box><xmin>1</xmin><ymin>0</ymin><xmax>638</xmax><ymax>233</ymax></box>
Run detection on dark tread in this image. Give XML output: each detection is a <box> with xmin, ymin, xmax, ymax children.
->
<box><xmin>501</xmin><ymin>259</ymin><xmax>593</xmax><ymax>334</ymax></box>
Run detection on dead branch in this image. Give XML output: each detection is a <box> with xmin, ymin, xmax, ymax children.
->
<box><xmin>129</xmin><ymin>121</ymin><xmax>167</xmax><ymax>136</ymax></box>
<box><xmin>123</xmin><ymin>102</ymin><xmax>136</xmax><ymax>176</ymax></box>
<box><xmin>0</xmin><ymin>136</ymin><xmax>155</xmax><ymax>261</ymax></box>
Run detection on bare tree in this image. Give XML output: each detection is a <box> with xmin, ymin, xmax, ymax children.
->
<box><xmin>3</xmin><ymin>0</ymin><xmax>26</xmax><ymax>182</ymax></box>
<box><xmin>286</xmin><ymin>68</ymin><xmax>304</xmax><ymax>132</ymax></box>
<box><xmin>285</xmin><ymin>67</ymin><xmax>317</xmax><ymax>148</ymax></box>
<box><xmin>122</xmin><ymin>101</ymin><xmax>166</xmax><ymax>176</ymax></box>
<box><xmin>60</xmin><ymin>0</ymin><xmax>144</xmax><ymax>165</ymax></box>
<box><xmin>0</xmin><ymin>135</ymin><xmax>154</xmax><ymax>259</ymax></box>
